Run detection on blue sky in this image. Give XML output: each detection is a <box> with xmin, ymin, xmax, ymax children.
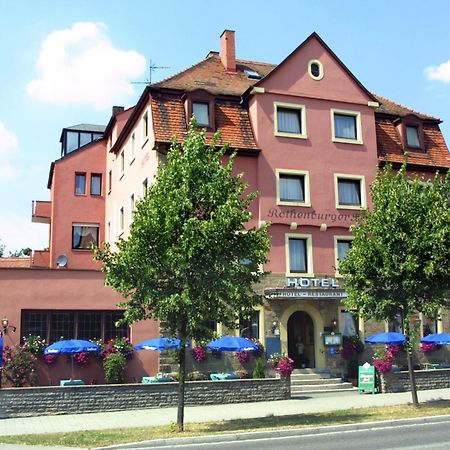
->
<box><xmin>1</xmin><ymin>0</ymin><xmax>450</xmax><ymax>253</ymax></box>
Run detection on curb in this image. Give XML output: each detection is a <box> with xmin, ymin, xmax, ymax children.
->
<box><xmin>93</xmin><ymin>414</ymin><xmax>450</xmax><ymax>449</ymax></box>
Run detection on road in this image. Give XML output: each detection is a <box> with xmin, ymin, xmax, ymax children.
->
<box><xmin>125</xmin><ymin>420</ymin><xmax>450</xmax><ymax>449</ymax></box>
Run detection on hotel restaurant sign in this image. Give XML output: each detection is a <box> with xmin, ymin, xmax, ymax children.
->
<box><xmin>265</xmin><ymin>277</ymin><xmax>347</xmax><ymax>300</ymax></box>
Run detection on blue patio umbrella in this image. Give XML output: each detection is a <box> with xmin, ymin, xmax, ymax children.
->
<box><xmin>44</xmin><ymin>339</ymin><xmax>101</xmax><ymax>354</ymax></box>
<box><xmin>420</xmin><ymin>333</ymin><xmax>450</xmax><ymax>345</ymax></box>
<box><xmin>206</xmin><ymin>335</ymin><xmax>259</xmax><ymax>352</ymax></box>
<box><xmin>134</xmin><ymin>337</ymin><xmax>185</xmax><ymax>351</ymax></box>
<box><xmin>365</xmin><ymin>332</ymin><xmax>406</xmax><ymax>345</ymax></box>
<box><xmin>44</xmin><ymin>339</ymin><xmax>101</xmax><ymax>380</ymax></box>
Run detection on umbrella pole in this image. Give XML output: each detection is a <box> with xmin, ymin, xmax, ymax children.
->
<box><xmin>71</xmin><ymin>355</ymin><xmax>74</xmax><ymax>380</ymax></box>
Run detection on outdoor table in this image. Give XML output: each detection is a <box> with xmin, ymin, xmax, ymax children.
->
<box><xmin>141</xmin><ymin>376</ymin><xmax>173</xmax><ymax>383</ymax></box>
<box><xmin>60</xmin><ymin>379</ymin><xmax>85</xmax><ymax>386</ymax></box>
<box><xmin>210</xmin><ymin>373</ymin><xmax>239</xmax><ymax>381</ymax></box>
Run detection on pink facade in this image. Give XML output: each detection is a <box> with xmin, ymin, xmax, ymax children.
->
<box><xmin>1</xmin><ymin>30</ymin><xmax>449</xmax><ymax>381</ymax></box>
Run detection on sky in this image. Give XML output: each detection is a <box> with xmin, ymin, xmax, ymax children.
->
<box><xmin>1</xmin><ymin>0</ymin><xmax>450</xmax><ymax>253</ymax></box>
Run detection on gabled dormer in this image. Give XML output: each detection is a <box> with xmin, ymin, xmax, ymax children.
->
<box><xmin>183</xmin><ymin>89</ymin><xmax>216</xmax><ymax>131</ymax></box>
<box><xmin>394</xmin><ymin>114</ymin><xmax>425</xmax><ymax>152</ymax></box>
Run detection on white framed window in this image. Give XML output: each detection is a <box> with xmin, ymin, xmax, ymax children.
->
<box><xmin>274</xmin><ymin>102</ymin><xmax>307</xmax><ymax>139</ymax></box>
<box><xmin>130</xmin><ymin>194</ymin><xmax>135</xmax><ymax>223</ymax></box>
<box><xmin>406</xmin><ymin>125</ymin><xmax>420</xmax><ymax>148</ymax></box>
<box><xmin>119</xmin><ymin>207</ymin><xmax>124</xmax><ymax>234</ymax></box>
<box><xmin>107</xmin><ymin>221</ymin><xmax>111</xmax><ymax>243</ymax></box>
<box><xmin>331</xmin><ymin>109</ymin><xmax>362</xmax><ymax>144</ymax></box>
<box><xmin>130</xmin><ymin>132</ymin><xmax>136</xmax><ymax>162</ymax></box>
<box><xmin>120</xmin><ymin>150</ymin><xmax>125</xmax><ymax>177</ymax></box>
<box><xmin>192</xmin><ymin>102</ymin><xmax>210</xmax><ymax>126</ymax></box>
<box><xmin>308</xmin><ymin>59</ymin><xmax>323</xmax><ymax>80</ymax></box>
<box><xmin>72</xmin><ymin>223</ymin><xmax>99</xmax><ymax>249</ymax></box>
<box><xmin>143</xmin><ymin>112</ymin><xmax>149</xmax><ymax>138</ymax></box>
<box><xmin>333</xmin><ymin>235</ymin><xmax>354</xmax><ymax>275</ymax></box>
<box><xmin>334</xmin><ymin>174</ymin><xmax>366</xmax><ymax>209</ymax></box>
<box><xmin>285</xmin><ymin>233</ymin><xmax>313</xmax><ymax>276</ymax></box>
<box><xmin>276</xmin><ymin>169</ymin><xmax>311</xmax><ymax>206</ymax></box>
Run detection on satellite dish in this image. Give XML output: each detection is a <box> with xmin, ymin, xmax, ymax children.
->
<box><xmin>56</xmin><ymin>254</ymin><xmax>68</xmax><ymax>268</ymax></box>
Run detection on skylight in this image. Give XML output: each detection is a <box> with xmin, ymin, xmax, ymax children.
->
<box><xmin>244</xmin><ymin>69</ymin><xmax>261</xmax><ymax>80</ymax></box>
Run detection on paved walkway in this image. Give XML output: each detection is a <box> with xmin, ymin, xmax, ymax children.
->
<box><xmin>0</xmin><ymin>387</ymin><xmax>449</xmax><ymax>439</ymax></box>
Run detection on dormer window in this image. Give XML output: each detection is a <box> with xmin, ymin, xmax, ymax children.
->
<box><xmin>184</xmin><ymin>90</ymin><xmax>216</xmax><ymax>130</ymax></box>
<box><xmin>406</xmin><ymin>125</ymin><xmax>420</xmax><ymax>148</ymax></box>
<box><xmin>396</xmin><ymin>116</ymin><xmax>424</xmax><ymax>151</ymax></box>
<box><xmin>192</xmin><ymin>102</ymin><xmax>209</xmax><ymax>126</ymax></box>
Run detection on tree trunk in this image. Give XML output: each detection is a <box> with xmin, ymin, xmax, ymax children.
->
<box><xmin>403</xmin><ymin>310</ymin><xmax>419</xmax><ymax>407</ymax></box>
<box><xmin>177</xmin><ymin>321</ymin><xmax>187</xmax><ymax>432</ymax></box>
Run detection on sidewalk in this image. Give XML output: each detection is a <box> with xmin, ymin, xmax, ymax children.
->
<box><xmin>0</xmin><ymin>388</ymin><xmax>449</xmax><ymax>438</ymax></box>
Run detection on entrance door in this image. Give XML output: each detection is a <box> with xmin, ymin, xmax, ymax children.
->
<box><xmin>287</xmin><ymin>311</ymin><xmax>315</xmax><ymax>368</ymax></box>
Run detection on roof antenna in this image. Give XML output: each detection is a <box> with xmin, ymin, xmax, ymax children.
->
<box><xmin>132</xmin><ymin>59</ymin><xmax>170</xmax><ymax>85</ymax></box>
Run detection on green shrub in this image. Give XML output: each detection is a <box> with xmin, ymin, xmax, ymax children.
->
<box><xmin>103</xmin><ymin>352</ymin><xmax>126</xmax><ymax>384</ymax></box>
<box><xmin>3</xmin><ymin>346</ymin><xmax>37</xmax><ymax>387</ymax></box>
<box><xmin>252</xmin><ymin>358</ymin><xmax>265</xmax><ymax>379</ymax></box>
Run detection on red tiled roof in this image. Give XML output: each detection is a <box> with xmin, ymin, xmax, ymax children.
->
<box><xmin>152</xmin><ymin>54</ymin><xmax>275</xmax><ymax>97</ymax></box>
<box><xmin>151</xmin><ymin>94</ymin><xmax>259</xmax><ymax>150</ymax></box>
<box><xmin>0</xmin><ymin>257</ymin><xmax>31</xmax><ymax>268</ymax></box>
<box><xmin>149</xmin><ymin>53</ymin><xmax>448</xmax><ymax>164</ymax></box>
<box><xmin>376</xmin><ymin>119</ymin><xmax>450</xmax><ymax>169</ymax></box>
<box><xmin>374</xmin><ymin>94</ymin><xmax>440</xmax><ymax>121</ymax></box>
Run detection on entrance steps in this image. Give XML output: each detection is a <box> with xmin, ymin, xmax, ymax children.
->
<box><xmin>290</xmin><ymin>368</ymin><xmax>355</xmax><ymax>395</ymax></box>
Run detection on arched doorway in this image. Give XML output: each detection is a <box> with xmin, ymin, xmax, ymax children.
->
<box><xmin>287</xmin><ymin>311</ymin><xmax>315</xmax><ymax>368</ymax></box>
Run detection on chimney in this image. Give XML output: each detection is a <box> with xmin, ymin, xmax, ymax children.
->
<box><xmin>220</xmin><ymin>30</ymin><xmax>236</xmax><ymax>73</ymax></box>
<box><xmin>112</xmin><ymin>106</ymin><xmax>124</xmax><ymax>116</ymax></box>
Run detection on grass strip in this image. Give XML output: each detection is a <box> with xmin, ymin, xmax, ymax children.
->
<box><xmin>1</xmin><ymin>401</ymin><xmax>450</xmax><ymax>448</ymax></box>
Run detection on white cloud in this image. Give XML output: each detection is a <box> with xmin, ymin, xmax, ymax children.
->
<box><xmin>0</xmin><ymin>212</ymin><xmax>48</xmax><ymax>254</ymax></box>
<box><xmin>425</xmin><ymin>60</ymin><xmax>450</xmax><ymax>83</ymax></box>
<box><xmin>0</xmin><ymin>122</ymin><xmax>19</xmax><ymax>182</ymax></box>
<box><xmin>27</xmin><ymin>22</ymin><xmax>146</xmax><ymax>110</ymax></box>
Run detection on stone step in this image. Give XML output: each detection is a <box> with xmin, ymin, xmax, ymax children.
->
<box><xmin>291</xmin><ymin>368</ymin><xmax>331</xmax><ymax>374</ymax></box>
<box><xmin>291</xmin><ymin>377</ymin><xmax>344</xmax><ymax>386</ymax></box>
<box><xmin>291</xmin><ymin>382</ymin><xmax>355</xmax><ymax>393</ymax></box>
<box><xmin>290</xmin><ymin>373</ymin><xmax>332</xmax><ymax>381</ymax></box>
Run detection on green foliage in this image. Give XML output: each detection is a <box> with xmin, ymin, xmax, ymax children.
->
<box><xmin>103</xmin><ymin>352</ymin><xmax>126</xmax><ymax>384</ymax></box>
<box><xmin>340</xmin><ymin>164</ymin><xmax>450</xmax><ymax>326</ymax></box>
<box><xmin>94</xmin><ymin>121</ymin><xmax>271</xmax><ymax>342</ymax></box>
<box><xmin>3</xmin><ymin>346</ymin><xmax>37</xmax><ymax>387</ymax></box>
<box><xmin>22</xmin><ymin>335</ymin><xmax>47</xmax><ymax>355</ymax></box>
<box><xmin>9</xmin><ymin>247</ymin><xmax>32</xmax><ymax>257</ymax></box>
<box><xmin>252</xmin><ymin>358</ymin><xmax>266</xmax><ymax>379</ymax></box>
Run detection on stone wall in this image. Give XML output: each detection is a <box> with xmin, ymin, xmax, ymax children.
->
<box><xmin>0</xmin><ymin>377</ymin><xmax>290</xmax><ymax>419</ymax></box>
<box><xmin>380</xmin><ymin>369</ymin><xmax>450</xmax><ymax>393</ymax></box>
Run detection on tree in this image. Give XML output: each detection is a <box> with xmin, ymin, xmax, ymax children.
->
<box><xmin>9</xmin><ymin>248</ymin><xmax>32</xmax><ymax>257</ymax></box>
<box><xmin>339</xmin><ymin>164</ymin><xmax>450</xmax><ymax>406</ymax></box>
<box><xmin>0</xmin><ymin>239</ymin><xmax>4</xmax><ymax>257</ymax></box>
<box><xmin>95</xmin><ymin>122</ymin><xmax>270</xmax><ymax>430</ymax></box>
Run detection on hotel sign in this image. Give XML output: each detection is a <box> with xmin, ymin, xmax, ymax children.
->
<box><xmin>264</xmin><ymin>277</ymin><xmax>347</xmax><ymax>300</ymax></box>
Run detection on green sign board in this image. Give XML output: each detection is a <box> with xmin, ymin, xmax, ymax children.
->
<box><xmin>358</xmin><ymin>365</ymin><xmax>377</xmax><ymax>394</ymax></box>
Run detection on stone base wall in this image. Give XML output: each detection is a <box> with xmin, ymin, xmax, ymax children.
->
<box><xmin>380</xmin><ymin>369</ymin><xmax>450</xmax><ymax>393</ymax></box>
<box><xmin>0</xmin><ymin>377</ymin><xmax>290</xmax><ymax>419</ymax></box>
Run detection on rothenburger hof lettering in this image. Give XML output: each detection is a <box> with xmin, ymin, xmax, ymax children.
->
<box><xmin>267</xmin><ymin>208</ymin><xmax>359</xmax><ymax>222</ymax></box>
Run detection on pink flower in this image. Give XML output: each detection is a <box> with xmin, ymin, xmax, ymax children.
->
<box><xmin>275</xmin><ymin>357</ymin><xmax>294</xmax><ymax>377</ymax></box>
<box><xmin>191</xmin><ymin>346</ymin><xmax>207</xmax><ymax>362</ymax></box>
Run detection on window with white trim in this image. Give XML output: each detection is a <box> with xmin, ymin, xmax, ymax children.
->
<box><xmin>119</xmin><ymin>207</ymin><xmax>124</xmax><ymax>233</ymax></box>
<box><xmin>120</xmin><ymin>150</ymin><xmax>125</xmax><ymax>176</ymax></box>
<box><xmin>131</xmin><ymin>132</ymin><xmax>136</xmax><ymax>161</ymax></box>
<box><xmin>308</xmin><ymin>60</ymin><xmax>323</xmax><ymax>80</ymax></box>
<box><xmin>276</xmin><ymin>169</ymin><xmax>310</xmax><ymax>206</ymax></box>
<box><xmin>286</xmin><ymin>234</ymin><xmax>313</xmax><ymax>275</ymax></box>
<box><xmin>143</xmin><ymin>112</ymin><xmax>149</xmax><ymax>138</ymax></box>
<box><xmin>335</xmin><ymin>174</ymin><xmax>366</xmax><ymax>209</ymax></box>
<box><xmin>331</xmin><ymin>109</ymin><xmax>362</xmax><ymax>144</ymax></box>
<box><xmin>274</xmin><ymin>102</ymin><xmax>307</xmax><ymax>138</ymax></box>
<box><xmin>334</xmin><ymin>235</ymin><xmax>354</xmax><ymax>274</ymax></box>
<box><xmin>72</xmin><ymin>223</ymin><xmax>99</xmax><ymax>249</ymax></box>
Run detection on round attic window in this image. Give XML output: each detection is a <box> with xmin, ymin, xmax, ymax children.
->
<box><xmin>308</xmin><ymin>60</ymin><xmax>323</xmax><ymax>80</ymax></box>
